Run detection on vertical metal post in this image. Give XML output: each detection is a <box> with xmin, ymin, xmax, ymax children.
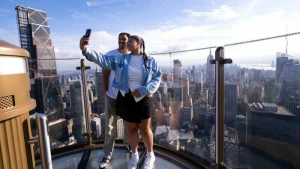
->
<box><xmin>36</xmin><ymin>113</ymin><xmax>52</xmax><ymax>169</ymax></box>
<box><xmin>215</xmin><ymin>47</ymin><xmax>225</xmax><ymax>169</ymax></box>
<box><xmin>76</xmin><ymin>59</ymin><xmax>93</xmax><ymax>147</ymax></box>
<box><xmin>211</xmin><ymin>47</ymin><xmax>232</xmax><ymax>169</ymax></box>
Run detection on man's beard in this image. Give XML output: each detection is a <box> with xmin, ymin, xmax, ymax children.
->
<box><xmin>119</xmin><ymin>43</ymin><xmax>125</xmax><ymax>49</ymax></box>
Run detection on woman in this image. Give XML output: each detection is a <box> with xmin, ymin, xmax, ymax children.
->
<box><xmin>80</xmin><ymin>34</ymin><xmax>161</xmax><ymax>169</ymax></box>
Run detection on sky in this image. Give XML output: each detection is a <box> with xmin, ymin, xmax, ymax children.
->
<box><xmin>1</xmin><ymin>0</ymin><xmax>300</xmax><ymax>70</ymax></box>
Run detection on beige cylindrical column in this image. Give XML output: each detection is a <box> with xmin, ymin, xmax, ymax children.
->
<box><xmin>0</xmin><ymin>39</ymin><xmax>36</xmax><ymax>169</ymax></box>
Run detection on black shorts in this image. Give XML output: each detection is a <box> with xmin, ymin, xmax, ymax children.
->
<box><xmin>116</xmin><ymin>90</ymin><xmax>151</xmax><ymax>123</ymax></box>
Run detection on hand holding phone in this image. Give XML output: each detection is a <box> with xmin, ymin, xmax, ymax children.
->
<box><xmin>80</xmin><ymin>29</ymin><xmax>92</xmax><ymax>51</ymax></box>
<box><xmin>85</xmin><ymin>29</ymin><xmax>91</xmax><ymax>38</ymax></box>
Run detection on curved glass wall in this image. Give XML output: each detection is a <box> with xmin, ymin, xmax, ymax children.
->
<box><xmin>224</xmin><ymin>35</ymin><xmax>300</xmax><ymax>169</ymax></box>
<box><xmin>6</xmin><ymin>3</ymin><xmax>300</xmax><ymax>168</ymax></box>
<box><xmin>28</xmin><ymin>33</ymin><xmax>300</xmax><ymax>169</ymax></box>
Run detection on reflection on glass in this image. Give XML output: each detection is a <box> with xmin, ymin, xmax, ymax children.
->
<box><xmin>223</xmin><ymin>37</ymin><xmax>300</xmax><ymax>169</ymax></box>
<box><xmin>31</xmin><ymin>24</ymin><xmax>51</xmax><ymax>45</ymax></box>
<box><xmin>149</xmin><ymin>50</ymin><xmax>215</xmax><ymax>167</ymax></box>
<box><xmin>28</xmin><ymin>38</ymin><xmax>300</xmax><ymax>169</ymax></box>
<box><xmin>27</xmin><ymin>8</ymin><xmax>48</xmax><ymax>26</ymax></box>
<box><xmin>33</xmin><ymin>45</ymin><xmax>57</xmax><ymax>73</ymax></box>
<box><xmin>36</xmin><ymin>151</ymin><xmax>83</xmax><ymax>169</ymax></box>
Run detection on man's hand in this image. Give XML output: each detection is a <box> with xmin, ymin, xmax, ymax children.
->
<box><xmin>131</xmin><ymin>90</ymin><xmax>153</xmax><ymax>98</ymax></box>
<box><xmin>146</xmin><ymin>94</ymin><xmax>153</xmax><ymax>98</ymax></box>
<box><xmin>80</xmin><ymin>35</ymin><xmax>90</xmax><ymax>52</ymax></box>
<box><xmin>102</xmin><ymin>69</ymin><xmax>110</xmax><ymax>94</ymax></box>
<box><xmin>131</xmin><ymin>89</ymin><xmax>141</xmax><ymax>98</ymax></box>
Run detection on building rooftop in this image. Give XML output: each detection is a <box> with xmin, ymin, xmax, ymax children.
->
<box><xmin>248</xmin><ymin>102</ymin><xmax>294</xmax><ymax>116</ymax></box>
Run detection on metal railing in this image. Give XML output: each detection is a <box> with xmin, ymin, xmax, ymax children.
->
<box><xmin>211</xmin><ymin>47</ymin><xmax>232</xmax><ymax>169</ymax></box>
<box><xmin>76</xmin><ymin>59</ymin><xmax>94</xmax><ymax>148</ymax></box>
<box><xmin>28</xmin><ymin>113</ymin><xmax>53</xmax><ymax>169</ymax></box>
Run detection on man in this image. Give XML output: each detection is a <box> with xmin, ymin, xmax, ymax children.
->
<box><xmin>99</xmin><ymin>32</ymin><xmax>131</xmax><ymax>169</ymax></box>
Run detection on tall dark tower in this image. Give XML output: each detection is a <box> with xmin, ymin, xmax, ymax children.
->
<box><xmin>224</xmin><ymin>82</ymin><xmax>237</xmax><ymax>127</ymax></box>
<box><xmin>15</xmin><ymin>5</ymin><xmax>64</xmax><ymax>121</ymax></box>
<box><xmin>95</xmin><ymin>67</ymin><xmax>105</xmax><ymax>114</ymax></box>
<box><xmin>206</xmin><ymin>49</ymin><xmax>214</xmax><ymax>88</ymax></box>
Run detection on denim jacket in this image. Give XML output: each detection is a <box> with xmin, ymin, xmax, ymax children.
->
<box><xmin>82</xmin><ymin>47</ymin><xmax>162</xmax><ymax>96</ymax></box>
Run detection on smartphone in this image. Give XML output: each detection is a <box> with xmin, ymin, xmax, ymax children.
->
<box><xmin>85</xmin><ymin>29</ymin><xmax>92</xmax><ymax>38</ymax></box>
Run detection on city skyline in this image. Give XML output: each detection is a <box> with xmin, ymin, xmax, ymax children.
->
<box><xmin>1</xmin><ymin>2</ymin><xmax>300</xmax><ymax>169</ymax></box>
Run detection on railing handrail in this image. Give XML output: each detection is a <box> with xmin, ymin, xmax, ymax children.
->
<box><xmin>150</xmin><ymin>31</ymin><xmax>300</xmax><ymax>55</ymax></box>
<box><xmin>26</xmin><ymin>31</ymin><xmax>300</xmax><ymax>60</ymax></box>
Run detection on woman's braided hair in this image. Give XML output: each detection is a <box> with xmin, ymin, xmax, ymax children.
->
<box><xmin>131</xmin><ymin>35</ymin><xmax>149</xmax><ymax>70</ymax></box>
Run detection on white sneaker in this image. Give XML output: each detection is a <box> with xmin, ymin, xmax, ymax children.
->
<box><xmin>128</xmin><ymin>153</ymin><xmax>139</xmax><ymax>169</ymax></box>
<box><xmin>125</xmin><ymin>145</ymin><xmax>133</xmax><ymax>154</ymax></box>
<box><xmin>99</xmin><ymin>157</ymin><xmax>110</xmax><ymax>169</ymax></box>
<box><xmin>142</xmin><ymin>153</ymin><xmax>155</xmax><ymax>169</ymax></box>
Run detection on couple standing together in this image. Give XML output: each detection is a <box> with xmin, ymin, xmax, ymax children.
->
<box><xmin>79</xmin><ymin>32</ymin><xmax>162</xmax><ymax>169</ymax></box>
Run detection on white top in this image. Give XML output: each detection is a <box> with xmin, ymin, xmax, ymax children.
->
<box><xmin>105</xmin><ymin>49</ymin><xmax>129</xmax><ymax>99</ymax></box>
<box><xmin>120</xmin><ymin>55</ymin><xmax>144</xmax><ymax>102</ymax></box>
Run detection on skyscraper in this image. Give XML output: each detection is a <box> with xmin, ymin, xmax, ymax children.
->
<box><xmin>276</xmin><ymin>52</ymin><xmax>300</xmax><ymax>113</ymax></box>
<box><xmin>246</xmin><ymin>102</ymin><xmax>298</xmax><ymax>168</ymax></box>
<box><xmin>264</xmin><ymin>78</ymin><xmax>276</xmax><ymax>103</ymax></box>
<box><xmin>171</xmin><ymin>60</ymin><xmax>183</xmax><ymax>130</ymax></box>
<box><xmin>225</xmin><ymin>82</ymin><xmax>237</xmax><ymax>127</ymax></box>
<box><xmin>206</xmin><ymin>49</ymin><xmax>214</xmax><ymax>87</ymax></box>
<box><xmin>15</xmin><ymin>5</ymin><xmax>64</xmax><ymax>121</ymax></box>
<box><xmin>69</xmin><ymin>80</ymin><xmax>86</xmax><ymax>142</ymax></box>
<box><xmin>182</xmin><ymin>78</ymin><xmax>191</xmax><ymax>107</ymax></box>
<box><xmin>94</xmin><ymin>67</ymin><xmax>105</xmax><ymax>114</ymax></box>
<box><xmin>173</xmin><ymin>59</ymin><xmax>182</xmax><ymax>79</ymax></box>
<box><xmin>173</xmin><ymin>60</ymin><xmax>183</xmax><ymax>106</ymax></box>
<box><xmin>276</xmin><ymin>52</ymin><xmax>295</xmax><ymax>82</ymax></box>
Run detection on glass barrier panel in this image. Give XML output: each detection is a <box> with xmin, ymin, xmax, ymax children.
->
<box><xmin>88</xmin><ymin>49</ymin><xmax>215</xmax><ymax>167</ymax></box>
<box><xmin>29</xmin><ymin>59</ymin><xmax>89</xmax><ymax>155</ymax></box>
<box><xmin>150</xmin><ymin>49</ymin><xmax>215</xmax><ymax>167</ymax></box>
<box><xmin>224</xmin><ymin>35</ymin><xmax>300</xmax><ymax>169</ymax></box>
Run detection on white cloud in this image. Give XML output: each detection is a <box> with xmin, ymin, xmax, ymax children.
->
<box><xmin>126</xmin><ymin>4</ymin><xmax>137</xmax><ymax>7</ymax></box>
<box><xmin>67</xmin><ymin>9</ymin><xmax>90</xmax><ymax>19</ymax></box>
<box><xmin>94</xmin><ymin>45</ymin><xmax>111</xmax><ymax>54</ymax></box>
<box><xmin>55</xmin><ymin>50</ymin><xmax>82</xmax><ymax>59</ymax></box>
<box><xmin>52</xmin><ymin>31</ymin><xmax>116</xmax><ymax>57</ymax></box>
<box><xmin>47</xmin><ymin>17</ymin><xmax>57</xmax><ymax>20</ymax></box>
<box><xmin>183</xmin><ymin>5</ymin><xmax>239</xmax><ymax>21</ymax></box>
<box><xmin>247</xmin><ymin>0</ymin><xmax>263</xmax><ymax>11</ymax></box>
<box><xmin>54</xmin><ymin>47</ymin><xmax>60</xmax><ymax>53</ymax></box>
<box><xmin>211</xmin><ymin>1</ymin><xmax>216</xmax><ymax>5</ymax></box>
<box><xmin>159</xmin><ymin>24</ymin><xmax>178</xmax><ymax>31</ymax></box>
<box><xmin>87</xmin><ymin>0</ymin><xmax>124</xmax><ymax>7</ymax></box>
<box><xmin>52</xmin><ymin>6</ymin><xmax>300</xmax><ymax>68</ymax></box>
<box><xmin>104</xmin><ymin>13</ymin><xmax>120</xmax><ymax>19</ymax></box>
<box><xmin>7</xmin><ymin>0</ymin><xmax>16</xmax><ymax>4</ymax></box>
<box><xmin>129</xmin><ymin>10</ymin><xmax>300</xmax><ymax>65</ymax></box>
<box><xmin>230</xmin><ymin>11</ymin><xmax>300</xmax><ymax>39</ymax></box>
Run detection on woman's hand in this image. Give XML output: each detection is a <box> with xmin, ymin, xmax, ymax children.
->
<box><xmin>132</xmin><ymin>90</ymin><xmax>153</xmax><ymax>98</ymax></box>
<box><xmin>146</xmin><ymin>94</ymin><xmax>153</xmax><ymax>98</ymax></box>
<box><xmin>79</xmin><ymin>35</ymin><xmax>90</xmax><ymax>52</ymax></box>
<box><xmin>131</xmin><ymin>89</ymin><xmax>141</xmax><ymax>97</ymax></box>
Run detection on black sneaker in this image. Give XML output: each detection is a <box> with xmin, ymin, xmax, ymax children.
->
<box><xmin>99</xmin><ymin>157</ymin><xmax>110</xmax><ymax>169</ymax></box>
<box><xmin>125</xmin><ymin>145</ymin><xmax>133</xmax><ymax>154</ymax></box>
